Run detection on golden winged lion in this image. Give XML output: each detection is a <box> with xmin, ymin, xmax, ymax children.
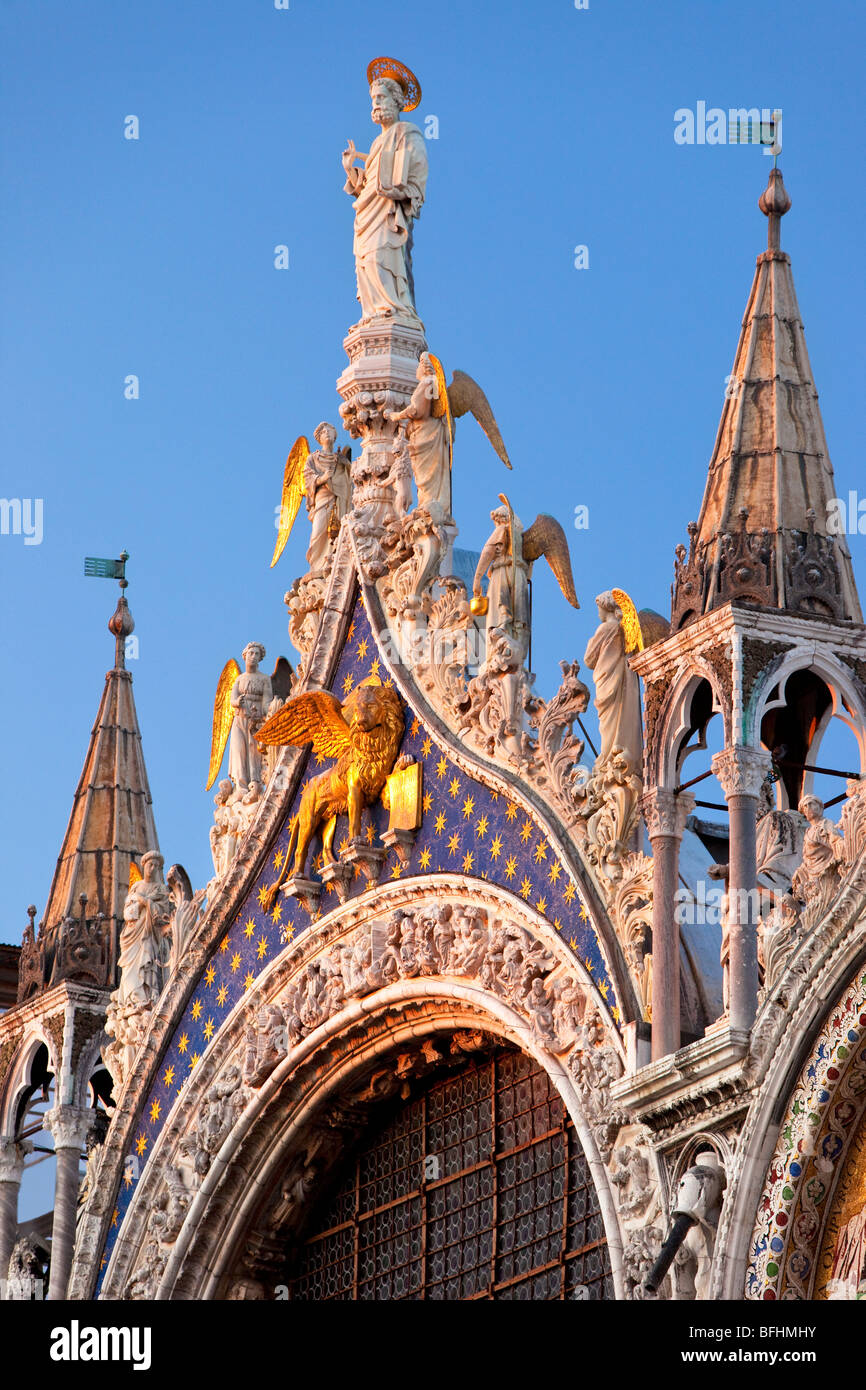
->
<box><xmin>256</xmin><ymin>676</ymin><xmax>405</xmax><ymax>905</ymax></box>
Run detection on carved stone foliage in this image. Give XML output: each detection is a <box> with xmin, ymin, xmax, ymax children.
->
<box><xmin>415</xmin><ymin>577</ymin><xmax>474</xmax><ymax>722</ymax></box>
<box><xmin>285</xmin><ymin>571</ymin><xmax>329</xmax><ymax>679</ymax></box>
<box><xmin>124</xmin><ymin>1070</ymin><xmax>247</xmax><ymax>1298</ymax></box>
<box><xmin>526</xmin><ymin>660</ymin><xmax>590</xmax><ymax>825</ymax></box>
<box><xmin>460</xmin><ymin>654</ymin><xmax>536</xmax><ymax>769</ymax></box>
<box><xmin>125</xmin><ymin>1165</ymin><xmax>192</xmax><ymax>1300</ymax></box>
<box><xmin>378</xmin><ymin>506</ymin><xmax>449</xmax><ymax>631</ymax></box>
<box><xmin>608</xmin><ymin>853</ymin><xmax>654</xmax><ymax>1022</ymax></box>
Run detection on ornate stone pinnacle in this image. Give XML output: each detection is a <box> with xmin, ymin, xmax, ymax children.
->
<box><xmin>759</xmin><ymin>168</ymin><xmax>791</xmax><ymax>252</ymax></box>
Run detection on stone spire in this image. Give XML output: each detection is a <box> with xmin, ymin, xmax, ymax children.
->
<box><xmin>671</xmin><ymin>168</ymin><xmax>861</xmax><ymax>629</ymax></box>
<box><xmin>23</xmin><ymin>586</ymin><xmax>160</xmax><ymax>997</ymax></box>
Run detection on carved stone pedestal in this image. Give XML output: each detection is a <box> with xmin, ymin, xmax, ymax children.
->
<box><xmin>381</xmin><ymin>827</ymin><xmax>417</xmax><ymax>867</ymax></box>
<box><xmin>281</xmin><ymin>877</ymin><xmax>322</xmax><ymax>918</ymax></box>
<box><xmin>337</xmin><ymin>318</ymin><xmax>426</xmax><ymax>437</ymax></box>
<box><xmin>320</xmin><ymin>861</ymin><xmax>354</xmax><ymax>905</ymax></box>
<box><xmin>342</xmin><ymin>841</ymin><xmax>385</xmax><ymax>885</ymax></box>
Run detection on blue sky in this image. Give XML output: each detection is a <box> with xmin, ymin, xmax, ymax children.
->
<box><xmin>2</xmin><ymin>0</ymin><xmax>865</xmax><ymax>945</ymax></box>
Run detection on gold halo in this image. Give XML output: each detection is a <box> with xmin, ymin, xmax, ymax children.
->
<box><xmin>367</xmin><ymin>56</ymin><xmax>421</xmax><ymax>111</ymax></box>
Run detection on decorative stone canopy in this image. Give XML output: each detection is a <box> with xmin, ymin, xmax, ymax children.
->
<box><xmin>672</xmin><ymin>168</ymin><xmax>861</xmax><ymax>628</ymax></box>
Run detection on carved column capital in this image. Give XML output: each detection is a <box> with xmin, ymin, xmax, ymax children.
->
<box><xmin>0</xmin><ymin>1137</ymin><xmax>30</xmax><ymax>1185</ymax></box>
<box><xmin>711</xmin><ymin>745</ymin><xmax>772</xmax><ymax>801</ymax></box>
<box><xmin>43</xmin><ymin>1107</ymin><xmax>91</xmax><ymax>1153</ymax></box>
<box><xmin>641</xmin><ymin>787</ymin><xmax>695</xmax><ymax>842</ymax></box>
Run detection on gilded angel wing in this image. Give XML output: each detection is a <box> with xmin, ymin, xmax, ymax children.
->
<box><xmin>426</xmin><ymin>353</ymin><xmax>454</xmax><ymax>467</ymax></box>
<box><xmin>446</xmin><ymin>369</ymin><xmax>512</xmax><ymax>470</ymax></box>
<box><xmin>522</xmin><ymin>515</ymin><xmax>580</xmax><ymax>609</ymax></box>
<box><xmin>611</xmin><ymin>588</ymin><xmax>644</xmax><ymax>654</ymax></box>
<box><xmin>255</xmin><ymin>689</ymin><xmax>352</xmax><ymax>757</ymax></box>
<box><xmin>206</xmin><ymin>658</ymin><xmax>241</xmax><ymax>790</ymax></box>
<box><xmin>270</xmin><ymin>436</ymin><xmax>310</xmax><ymax>568</ymax></box>
<box><xmin>129</xmin><ymin>860</ymin><xmax>142</xmax><ymax>888</ymax></box>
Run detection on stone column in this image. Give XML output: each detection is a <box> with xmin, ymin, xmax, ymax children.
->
<box><xmin>44</xmin><ymin>1107</ymin><xmax>90</xmax><ymax>1301</ymax></box>
<box><xmin>0</xmin><ymin>1138</ymin><xmax>28</xmax><ymax>1293</ymax></box>
<box><xmin>642</xmin><ymin>787</ymin><xmax>695</xmax><ymax>1062</ymax></box>
<box><xmin>711</xmin><ymin>745</ymin><xmax>772</xmax><ymax>1033</ymax></box>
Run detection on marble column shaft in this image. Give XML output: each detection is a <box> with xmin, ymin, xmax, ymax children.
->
<box><xmin>712</xmin><ymin>746</ymin><xmax>772</xmax><ymax>1033</ymax></box>
<box><xmin>0</xmin><ymin>1139</ymin><xmax>26</xmax><ymax>1292</ymax></box>
<box><xmin>643</xmin><ymin>787</ymin><xmax>695</xmax><ymax>1061</ymax></box>
<box><xmin>44</xmin><ymin>1108</ymin><xmax>89</xmax><ymax>1302</ymax></box>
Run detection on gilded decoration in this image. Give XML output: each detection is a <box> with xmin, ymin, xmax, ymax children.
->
<box><xmin>92</xmin><ymin>589</ymin><xmax>622</xmax><ymax>1292</ymax></box>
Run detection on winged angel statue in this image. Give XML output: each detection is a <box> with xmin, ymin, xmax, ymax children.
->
<box><xmin>388</xmin><ymin>352</ymin><xmax>511</xmax><ymax>519</ymax></box>
<box><xmin>255</xmin><ymin>676</ymin><xmax>405</xmax><ymax>907</ymax></box>
<box><xmin>271</xmin><ymin>424</ymin><xmax>352</xmax><ymax>574</ymax></box>
<box><xmin>206</xmin><ymin>644</ymin><xmax>294</xmax><ymax>792</ymax></box>
<box><xmin>472</xmin><ymin>495</ymin><xmax>579</xmax><ymax>665</ymax></box>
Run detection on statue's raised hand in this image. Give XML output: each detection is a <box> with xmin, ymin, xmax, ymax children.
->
<box><xmin>341</xmin><ymin>139</ymin><xmax>358</xmax><ymax>173</ymax></box>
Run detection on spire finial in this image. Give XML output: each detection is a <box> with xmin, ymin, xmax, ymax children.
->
<box><xmin>759</xmin><ymin>167</ymin><xmax>791</xmax><ymax>251</ymax></box>
<box><xmin>85</xmin><ymin>550</ymin><xmax>134</xmax><ymax>669</ymax></box>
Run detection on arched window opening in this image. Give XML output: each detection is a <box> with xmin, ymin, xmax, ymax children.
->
<box><xmin>284</xmin><ymin>1047</ymin><xmax>612</xmax><ymax>1301</ymax></box>
<box><xmin>14</xmin><ymin>1045</ymin><xmax>56</xmax><ymax>1270</ymax></box>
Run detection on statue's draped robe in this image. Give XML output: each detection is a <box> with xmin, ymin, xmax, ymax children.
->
<box><xmin>403</xmin><ymin>377</ymin><xmax>450</xmax><ymax>514</ymax></box>
<box><xmin>583</xmin><ymin>619</ymin><xmax>642</xmax><ymax>768</ymax></box>
<box><xmin>228</xmin><ymin>671</ymin><xmax>273</xmax><ymax>788</ymax></box>
<box><xmin>304</xmin><ymin>449</ymin><xmax>351</xmax><ymax>571</ymax></box>
<box><xmin>345</xmin><ymin>119</ymin><xmax>428</xmax><ymax>320</ymax></box>
<box><xmin>477</xmin><ymin>523</ymin><xmax>529</xmax><ymax>645</ymax></box>
<box><xmin>116</xmin><ymin>882</ymin><xmax>171</xmax><ymax>1007</ymax></box>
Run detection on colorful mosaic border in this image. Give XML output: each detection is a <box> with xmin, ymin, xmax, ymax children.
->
<box><xmin>746</xmin><ymin>970</ymin><xmax>866</xmax><ymax>1299</ymax></box>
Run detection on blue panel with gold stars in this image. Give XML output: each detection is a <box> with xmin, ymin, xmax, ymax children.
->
<box><xmin>95</xmin><ymin>588</ymin><xmax>620</xmax><ymax>1290</ymax></box>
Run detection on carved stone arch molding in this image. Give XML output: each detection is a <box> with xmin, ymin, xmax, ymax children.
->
<box><xmin>708</xmin><ymin>855</ymin><xmax>866</xmax><ymax>1299</ymax></box>
<box><xmin>653</xmin><ymin>659</ymin><xmax>731</xmax><ymax>790</ymax></box>
<box><xmin>0</xmin><ymin>1025</ymin><xmax>56</xmax><ymax>1137</ymax></box>
<box><xmin>93</xmin><ymin>883</ymin><xmax>630</xmax><ymax>1302</ymax></box>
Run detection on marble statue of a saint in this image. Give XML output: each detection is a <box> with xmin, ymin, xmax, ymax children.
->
<box><xmin>387</xmin><ymin>353</ymin><xmax>450</xmax><ymax>518</ymax></box>
<box><xmin>791</xmin><ymin>794</ymin><xmax>844</xmax><ymax>907</ymax></box>
<box><xmin>228</xmin><ymin>643</ymin><xmax>273</xmax><ymax>790</ymax></box>
<box><xmin>116</xmin><ymin>851</ymin><xmax>173</xmax><ymax>1008</ymax></box>
<box><xmin>583</xmin><ymin>592</ymin><xmax>642</xmax><ymax>770</ymax></box>
<box><xmin>342</xmin><ymin>76</ymin><xmax>428</xmax><ymax>323</ymax></box>
<box><xmin>304</xmin><ymin>422</ymin><xmax>351</xmax><ymax>572</ymax></box>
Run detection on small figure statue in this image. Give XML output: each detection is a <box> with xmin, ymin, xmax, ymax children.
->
<box><xmin>472</xmin><ymin>495</ymin><xmax>579</xmax><ymax>668</ymax></box>
<box><xmin>791</xmin><ymin>793</ymin><xmax>844</xmax><ymax>925</ymax></box>
<box><xmin>207</xmin><ymin>645</ymin><xmax>292</xmax><ymax>793</ymax></box>
<box><xmin>227</xmin><ymin>644</ymin><xmax>272</xmax><ymax>790</ymax></box>
<box><xmin>583</xmin><ymin>591</ymin><xmax>642</xmax><ymax>773</ymax></box>
<box><xmin>166</xmin><ymin>863</ymin><xmax>206</xmax><ymax>977</ymax></box>
<box><xmin>303</xmin><ymin>423</ymin><xmax>352</xmax><ymax>572</ymax></box>
<box><xmin>386</xmin><ymin>353</ymin><xmax>511</xmax><ymax>519</ymax></box>
<box><xmin>115</xmin><ymin>851</ymin><xmax>173</xmax><ymax>1008</ymax></box>
<box><xmin>755</xmin><ymin>774</ymin><xmax>807</xmax><ymax>893</ymax></box>
<box><xmin>236</xmin><ymin>780</ymin><xmax>263</xmax><ymax>841</ymax></box>
<box><xmin>342</xmin><ymin>58</ymin><xmax>428</xmax><ymax>324</ymax></box>
<box><xmin>209</xmin><ymin>779</ymin><xmax>238</xmax><ymax>879</ymax></box>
